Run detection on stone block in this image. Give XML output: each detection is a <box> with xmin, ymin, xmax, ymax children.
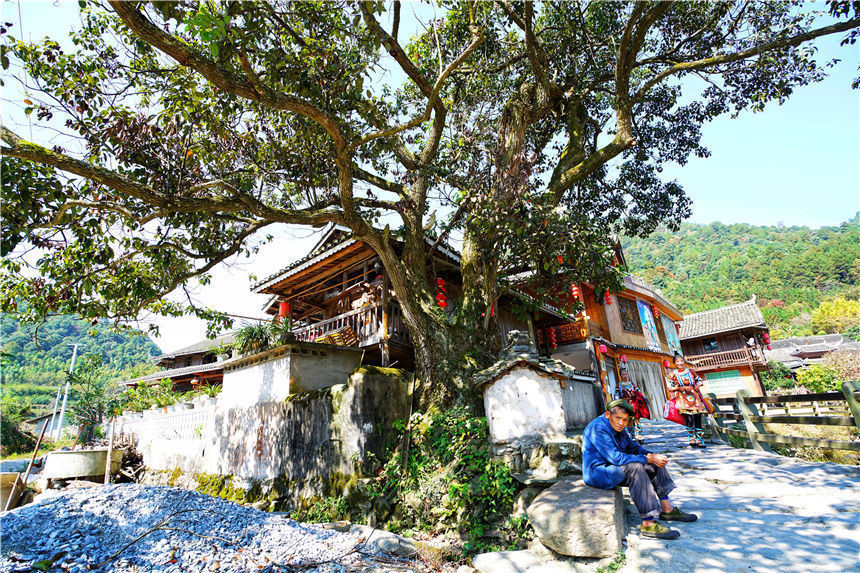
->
<box><xmin>526</xmin><ymin>477</ymin><xmax>624</xmax><ymax>558</ymax></box>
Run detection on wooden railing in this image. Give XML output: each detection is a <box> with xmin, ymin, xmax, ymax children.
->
<box><xmin>292</xmin><ymin>302</ymin><xmax>410</xmax><ymax>347</ymax></box>
<box><xmin>706</xmin><ymin>381</ymin><xmax>860</xmax><ymax>452</ymax></box>
<box><xmin>685</xmin><ymin>347</ymin><xmax>766</xmax><ymax>370</ymax></box>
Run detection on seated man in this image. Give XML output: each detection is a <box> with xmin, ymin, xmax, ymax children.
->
<box><xmin>583</xmin><ymin>399</ymin><xmax>697</xmax><ymax>539</ymax></box>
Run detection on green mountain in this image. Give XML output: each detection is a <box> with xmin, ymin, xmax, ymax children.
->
<box><xmin>622</xmin><ymin>214</ymin><xmax>860</xmax><ymax>338</ymax></box>
<box><xmin>0</xmin><ymin>315</ymin><xmax>162</xmax><ymax>414</ymax></box>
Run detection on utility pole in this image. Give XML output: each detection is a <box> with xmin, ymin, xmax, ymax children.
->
<box><xmin>55</xmin><ymin>343</ymin><xmax>78</xmax><ymax>440</ymax></box>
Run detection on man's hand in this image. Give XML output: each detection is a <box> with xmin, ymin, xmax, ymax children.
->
<box><xmin>647</xmin><ymin>453</ymin><xmax>669</xmax><ymax>468</ymax></box>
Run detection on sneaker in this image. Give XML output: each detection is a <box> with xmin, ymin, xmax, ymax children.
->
<box><xmin>659</xmin><ymin>507</ymin><xmax>698</xmax><ymax>522</ymax></box>
<box><xmin>640</xmin><ymin>521</ymin><xmax>680</xmax><ymax>539</ymax></box>
<box><xmin>694</xmin><ymin>441</ymin><xmax>707</xmax><ymax>449</ymax></box>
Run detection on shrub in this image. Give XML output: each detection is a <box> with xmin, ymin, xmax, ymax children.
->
<box><xmin>368</xmin><ymin>407</ymin><xmax>524</xmax><ymax>553</ymax></box>
<box><xmin>821</xmin><ymin>349</ymin><xmax>860</xmax><ymax>383</ymax></box>
<box><xmin>796</xmin><ymin>364</ymin><xmax>841</xmax><ymax>393</ymax></box>
<box><xmin>0</xmin><ymin>393</ymin><xmax>36</xmax><ymax>456</ymax></box>
<box><xmin>761</xmin><ymin>360</ymin><xmax>795</xmax><ymax>392</ymax></box>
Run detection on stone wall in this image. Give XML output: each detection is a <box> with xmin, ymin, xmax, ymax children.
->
<box><xmin>117</xmin><ymin>369</ymin><xmax>409</xmax><ymax>504</ymax></box>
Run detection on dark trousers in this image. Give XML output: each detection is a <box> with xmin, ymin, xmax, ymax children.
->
<box><xmin>621</xmin><ymin>462</ymin><xmax>676</xmax><ymax>519</ymax></box>
<box><xmin>683</xmin><ymin>413</ymin><xmax>703</xmax><ymax>430</ymax></box>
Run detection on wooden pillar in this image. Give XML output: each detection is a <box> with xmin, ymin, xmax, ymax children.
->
<box><xmin>527</xmin><ymin>312</ymin><xmax>537</xmax><ymax>351</ymax></box>
<box><xmin>736</xmin><ymin>389</ymin><xmax>772</xmax><ymax>452</ymax></box>
<box><xmin>380</xmin><ymin>271</ymin><xmax>390</xmax><ymax>367</ymax></box>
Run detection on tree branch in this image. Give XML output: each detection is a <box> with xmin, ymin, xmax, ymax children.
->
<box><xmin>107</xmin><ymin>1</ymin><xmax>347</xmax><ymax>150</ymax></box>
<box><xmin>1</xmin><ymin>126</ymin><xmax>346</xmax><ymax>227</ymax></box>
<box><xmin>632</xmin><ymin>16</ymin><xmax>860</xmax><ymax>105</ymax></box>
<box><xmin>352</xmin><ymin>164</ymin><xmax>406</xmax><ymax>196</ymax></box>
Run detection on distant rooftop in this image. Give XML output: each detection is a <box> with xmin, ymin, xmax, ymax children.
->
<box><xmin>154</xmin><ymin>332</ymin><xmax>235</xmax><ymax>362</ymax></box>
<box><xmin>765</xmin><ymin>334</ymin><xmax>860</xmax><ymax>370</ymax></box>
<box><xmin>679</xmin><ymin>297</ymin><xmax>767</xmax><ymax>340</ymax></box>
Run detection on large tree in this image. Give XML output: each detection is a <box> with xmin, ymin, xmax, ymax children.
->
<box><xmin>2</xmin><ymin>1</ymin><xmax>858</xmax><ymax>405</ymax></box>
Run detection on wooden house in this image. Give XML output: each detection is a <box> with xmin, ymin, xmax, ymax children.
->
<box><xmin>532</xmin><ymin>272</ymin><xmax>685</xmax><ymax>421</ymax></box>
<box><xmin>678</xmin><ymin>297</ymin><xmax>769</xmax><ymax>398</ymax></box>
<box><xmin>252</xmin><ymin>225</ymin><xmax>568</xmax><ymax>369</ymax></box>
<box><xmin>122</xmin><ymin>333</ymin><xmax>233</xmax><ymax>392</ymax></box>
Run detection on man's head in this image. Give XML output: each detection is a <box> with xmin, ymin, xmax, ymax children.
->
<box><xmin>604</xmin><ymin>399</ymin><xmax>634</xmax><ymax>431</ymax></box>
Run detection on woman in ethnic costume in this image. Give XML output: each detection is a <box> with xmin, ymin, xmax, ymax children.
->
<box><xmin>618</xmin><ymin>370</ymin><xmax>650</xmax><ymax>444</ymax></box>
<box><xmin>667</xmin><ymin>354</ymin><xmax>707</xmax><ymax>448</ymax></box>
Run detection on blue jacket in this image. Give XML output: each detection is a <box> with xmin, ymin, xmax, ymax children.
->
<box><xmin>582</xmin><ymin>415</ymin><xmax>651</xmax><ymax>489</ymax></box>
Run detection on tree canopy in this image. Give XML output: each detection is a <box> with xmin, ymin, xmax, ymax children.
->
<box><xmin>2</xmin><ymin>1</ymin><xmax>858</xmax><ymax>400</ymax></box>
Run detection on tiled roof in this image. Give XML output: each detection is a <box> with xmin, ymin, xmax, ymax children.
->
<box><xmin>764</xmin><ymin>334</ymin><xmax>860</xmax><ymax>370</ymax></box>
<box><xmin>253</xmin><ymin>237</ymin><xmax>358</xmax><ymax>291</ymax></box>
<box><xmin>473</xmin><ymin>331</ymin><xmax>595</xmax><ymax>387</ymax></box>
<box><xmin>155</xmin><ymin>332</ymin><xmax>235</xmax><ymax>362</ymax></box>
<box><xmin>252</xmin><ymin>226</ymin><xmax>461</xmax><ymax>293</ymax></box>
<box><xmin>679</xmin><ymin>297</ymin><xmax>766</xmax><ymax>340</ymax></box>
<box><xmin>123</xmin><ymin>361</ymin><xmax>225</xmax><ymax>385</ymax></box>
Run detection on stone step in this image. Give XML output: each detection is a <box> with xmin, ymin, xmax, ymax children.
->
<box><xmin>526</xmin><ymin>477</ymin><xmax>624</xmax><ymax>558</ymax></box>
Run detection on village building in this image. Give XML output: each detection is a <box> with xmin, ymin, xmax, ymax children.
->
<box><xmin>120</xmin><ymin>225</ymin><xmax>685</xmax><ymax>431</ymax></box>
<box><xmin>532</xmin><ymin>270</ymin><xmax>685</xmax><ymax>422</ymax></box>
<box><xmin>678</xmin><ymin>297</ymin><xmax>769</xmax><ymax>398</ymax></box>
<box><xmin>764</xmin><ymin>333</ymin><xmax>860</xmax><ymax>372</ymax></box>
<box><xmin>121</xmin><ymin>333</ymin><xmax>233</xmax><ymax>392</ymax></box>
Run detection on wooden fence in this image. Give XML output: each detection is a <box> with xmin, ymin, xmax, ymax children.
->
<box><xmin>706</xmin><ymin>380</ymin><xmax>860</xmax><ymax>453</ymax></box>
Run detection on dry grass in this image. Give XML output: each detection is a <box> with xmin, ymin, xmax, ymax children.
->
<box><xmin>762</xmin><ymin>422</ymin><xmax>860</xmax><ymax>465</ymax></box>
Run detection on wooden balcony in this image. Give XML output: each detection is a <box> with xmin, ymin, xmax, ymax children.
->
<box><xmin>685</xmin><ymin>347</ymin><xmax>767</xmax><ymax>371</ymax></box>
<box><xmin>292</xmin><ymin>302</ymin><xmax>410</xmax><ymax>347</ymax></box>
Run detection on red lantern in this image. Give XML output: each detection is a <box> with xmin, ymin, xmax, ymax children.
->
<box><xmin>557</xmin><ymin>255</ymin><xmax>564</xmax><ymax>264</ymax></box>
<box><xmin>548</xmin><ymin>327</ymin><xmax>557</xmax><ymax>350</ymax></box>
<box><xmin>767</xmin><ymin>344</ymin><xmax>772</xmax><ymax>350</ymax></box>
<box><xmin>651</xmin><ymin>304</ymin><xmax>661</xmax><ymax>319</ymax></box>
<box><xmin>599</xmin><ymin>344</ymin><xmax>607</xmax><ymax>354</ymax></box>
<box><xmin>604</xmin><ymin>292</ymin><xmax>612</xmax><ymax>305</ymax></box>
<box><xmin>763</xmin><ymin>333</ymin><xmax>770</xmax><ymax>343</ymax></box>
<box><xmin>620</xmin><ymin>354</ymin><xmax>627</xmax><ymax>363</ymax></box>
<box><xmin>571</xmin><ymin>285</ymin><xmax>580</xmax><ymax>298</ymax></box>
<box><xmin>435</xmin><ymin>279</ymin><xmax>447</xmax><ymax>308</ymax></box>
<box><xmin>279</xmin><ymin>301</ymin><xmax>289</xmax><ymax>320</ymax></box>
<box><xmin>663</xmin><ymin>360</ymin><xmax>671</xmax><ymax>368</ymax></box>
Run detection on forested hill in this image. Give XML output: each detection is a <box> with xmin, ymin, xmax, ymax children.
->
<box><xmin>0</xmin><ymin>315</ymin><xmax>161</xmax><ymax>412</ymax></box>
<box><xmin>622</xmin><ymin>214</ymin><xmax>860</xmax><ymax>337</ymax></box>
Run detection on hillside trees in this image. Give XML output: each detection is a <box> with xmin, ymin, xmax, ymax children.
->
<box><xmin>622</xmin><ymin>218</ymin><xmax>860</xmax><ymax>336</ymax></box>
<box><xmin>2</xmin><ymin>1</ymin><xmax>859</xmax><ymax>406</ymax></box>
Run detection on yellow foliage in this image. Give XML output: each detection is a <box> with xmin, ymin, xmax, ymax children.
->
<box><xmin>810</xmin><ymin>298</ymin><xmax>860</xmax><ymax>334</ymax></box>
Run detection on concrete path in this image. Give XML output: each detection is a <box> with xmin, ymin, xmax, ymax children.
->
<box><xmin>620</xmin><ymin>420</ymin><xmax>860</xmax><ymax>573</ymax></box>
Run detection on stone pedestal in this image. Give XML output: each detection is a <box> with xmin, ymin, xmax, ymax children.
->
<box><xmin>526</xmin><ymin>477</ymin><xmax>624</xmax><ymax>558</ymax></box>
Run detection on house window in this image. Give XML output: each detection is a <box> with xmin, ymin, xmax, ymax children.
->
<box><xmin>702</xmin><ymin>337</ymin><xmax>718</xmax><ymax>352</ymax></box>
<box><xmin>617</xmin><ymin>296</ymin><xmax>643</xmax><ymax>334</ymax></box>
<box><xmin>654</xmin><ymin>314</ymin><xmax>667</xmax><ymax>344</ymax></box>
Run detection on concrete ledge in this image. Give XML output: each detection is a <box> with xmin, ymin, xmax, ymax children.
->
<box><xmin>526</xmin><ymin>477</ymin><xmax>624</xmax><ymax>558</ymax></box>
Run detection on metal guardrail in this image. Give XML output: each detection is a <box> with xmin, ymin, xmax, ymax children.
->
<box><xmin>706</xmin><ymin>381</ymin><xmax>860</xmax><ymax>453</ymax></box>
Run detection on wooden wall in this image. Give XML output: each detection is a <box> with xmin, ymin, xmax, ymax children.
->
<box><xmin>682</xmin><ymin>331</ymin><xmax>748</xmax><ymax>356</ymax></box>
<box><xmin>562</xmin><ymin>381</ymin><xmax>604</xmax><ymax>429</ymax></box>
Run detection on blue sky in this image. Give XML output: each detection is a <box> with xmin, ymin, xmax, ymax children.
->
<box><xmin>2</xmin><ymin>1</ymin><xmax>858</xmax><ymax>352</ymax></box>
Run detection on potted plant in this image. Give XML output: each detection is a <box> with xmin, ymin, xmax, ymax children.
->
<box><xmin>233</xmin><ymin>322</ymin><xmax>272</xmax><ymax>355</ymax></box>
<box><xmin>269</xmin><ymin>317</ymin><xmax>295</xmax><ymax>346</ymax></box>
<box><xmin>210</xmin><ymin>341</ymin><xmax>234</xmax><ymax>362</ymax></box>
<box><xmin>197</xmin><ymin>383</ymin><xmax>222</xmax><ymax>407</ymax></box>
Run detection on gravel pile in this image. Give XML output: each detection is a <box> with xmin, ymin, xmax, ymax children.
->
<box><xmin>0</xmin><ymin>484</ymin><xmax>413</xmax><ymax>572</ymax></box>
